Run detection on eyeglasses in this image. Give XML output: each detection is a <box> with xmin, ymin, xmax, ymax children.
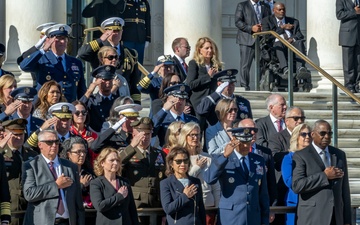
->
<box><xmin>104</xmin><ymin>55</ymin><xmax>118</xmax><ymax>60</ymax></box>
<box><xmin>287</xmin><ymin>116</ymin><xmax>306</xmax><ymax>121</ymax></box>
<box><xmin>181</xmin><ymin>46</ymin><xmax>191</xmax><ymax>50</ymax></box>
<box><xmin>40</xmin><ymin>140</ymin><xmax>60</xmax><ymax>146</ymax></box>
<box><xmin>74</xmin><ymin>110</ymin><xmax>87</xmax><ymax>116</ymax></box>
<box><xmin>174</xmin><ymin>158</ymin><xmax>190</xmax><ymax>165</ymax></box>
<box><xmin>317</xmin><ymin>131</ymin><xmax>333</xmax><ymax>137</ymax></box>
<box><xmin>188</xmin><ymin>133</ymin><xmax>200</xmax><ymax>138</ymax></box>
<box><xmin>70</xmin><ymin>150</ymin><xmax>87</xmax><ymax>155</ymax></box>
<box><xmin>299</xmin><ymin>132</ymin><xmax>311</xmax><ymax>138</ymax></box>
<box><xmin>169</xmin><ymin>81</ymin><xmax>181</xmax><ymax>86</ymax></box>
<box><xmin>227</xmin><ymin>108</ymin><xmax>238</xmax><ymax>113</ymax></box>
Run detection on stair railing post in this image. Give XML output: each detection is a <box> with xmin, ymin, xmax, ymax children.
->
<box><xmin>254</xmin><ymin>38</ymin><xmax>260</xmax><ymax>91</ymax></box>
<box><xmin>288</xmin><ymin>48</ymin><xmax>294</xmax><ymax>106</ymax></box>
<box><xmin>332</xmin><ymin>83</ymin><xmax>338</xmax><ymax>147</ymax></box>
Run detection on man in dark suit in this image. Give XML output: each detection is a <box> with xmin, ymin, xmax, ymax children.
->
<box><xmin>152</xmin><ymin>84</ymin><xmax>199</xmax><ymax>147</ymax></box>
<box><xmin>204</xmin><ymin>127</ymin><xmax>269</xmax><ymax>225</ymax></box>
<box><xmin>292</xmin><ymin>120</ymin><xmax>351</xmax><ymax>225</ymax></box>
<box><xmin>235</xmin><ymin>0</ymin><xmax>271</xmax><ymax>90</ymax></box>
<box><xmin>171</xmin><ymin>37</ymin><xmax>191</xmax><ymax>82</ymax></box>
<box><xmin>77</xmin><ymin>17</ymin><xmax>141</xmax><ymax>104</ymax></box>
<box><xmin>22</xmin><ymin>129</ymin><xmax>85</xmax><ymax>225</ymax></box>
<box><xmin>255</xmin><ymin>94</ymin><xmax>287</xmax><ymax>148</ymax></box>
<box><xmin>20</xmin><ymin>24</ymin><xmax>86</xmax><ymax>103</ymax></box>
<box><xmin>262</xmin><ymin>2</ymin><xmax>311</xmax><ymax>81</ymax></box>
<box><xmin>336</xmin><ymin>0</ymin><xmax>360</xmax><ymax>93</ymax></box>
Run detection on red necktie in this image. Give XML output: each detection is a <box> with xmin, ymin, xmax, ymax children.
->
<box><xmin>49</xmin><ymin>162</ymin><xmax>65</xmax><ymax>215</ymax></box>
<box><xmin>276</xmin><ymin>120</ymin><xmax>283</xmax><ymax>132</ymax></box>
<box><xmin>182</xmin><ymin>62</ymin><xmax>188</xmax><ymax>73</ymax></box>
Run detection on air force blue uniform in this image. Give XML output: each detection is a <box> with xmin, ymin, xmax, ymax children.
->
<box><xmin>204</xmin><ymin>152</ymin><xmax>269</xmax><ymax>225</ymax></box>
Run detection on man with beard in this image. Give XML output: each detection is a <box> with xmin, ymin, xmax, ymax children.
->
<box><xmin>80</xmin><ymin>65</ymin><xmax>119</xmax><ymax>133</ymax></box>
<box><xmin>152</xmin><ymin>84</ymin><xmax>199</xmax><ymax>147</ymax></box>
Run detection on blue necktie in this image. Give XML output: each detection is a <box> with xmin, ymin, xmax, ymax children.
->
<box><xmin>241</xmin><ymin>157</ymin><xmax>249</xmax><ymax>179</ymax></box>
<box><xmin>255</xmin><ymin>4</ymin><xmax>261</xmax><ymax>23</ymax></box>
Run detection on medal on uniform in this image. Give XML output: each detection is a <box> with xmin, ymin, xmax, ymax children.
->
<box><xmin>256</xmin><ymin>165</ymin><xmax>264</xmax><ymax>175</ymax></box>
<box><xmin>46</xmin><ymin>75</ymin><xmax>51</xmax><ymax>80</ymax></box>
<box><xmin>158</xmin><ymin>171</ymin><xmax>163</xmax><ymax>179</ymax></box>
<box><xmin>258</xmin><ymin>179</ymin><xmax>262</xmax><ymax>186</ymax></box>
<box><xmin>155</xmin><ymin>153</ymin><xmax>164</xmax><ymax>166</ymax></box>
<box><xmin>134</xmin><ymin>170</ymin><xmax>138</xmax><ymax>175</ymax></box>
<box><xmin>240</xmin><ymin>113</ymin><xmax>245</xmax><ymax>119</ymax></box>
<box><xmin>228</xmin><ymin>177</ymin><xmax>235</xmax><ymax>183</ymax></box>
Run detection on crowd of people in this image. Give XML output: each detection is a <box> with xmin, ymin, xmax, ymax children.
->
<box><xmin>0</xmin><ymin>0</ymin><xmax>355</xmax><ymax>225</ymax></box>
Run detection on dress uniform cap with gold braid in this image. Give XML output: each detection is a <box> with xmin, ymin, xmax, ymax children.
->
<box><xmin>91</xmin><ymin>65</ymin><xmax>116</xmax><ymax>80</ymax></box>
<box><xmin>114</xmin><ymin>104</ymin><xmax>142</xmax><ymax>117</ymax></box>
<box><xmin>45</xmin><ymin>24</ymin><xmax>72</xmax><ymax>37</ymax></box>
<box><xmin>212</xmin><ymin>69</ymin><xmax>238</xmax><ymax>83</ymax></box>
<box><xmin>164</xmin><ymin>84</ymin><xmax>190</xmax><ymax>99</ymax></box>
<box><xmin>157</xmin><ymin>55</ymin><xmax>175</xmax><ymax>65</ymax></box>
<box><xmin>227</xmin><ymin>127</ymin><xmax>258</xmax><ymax>142</ymax></box>
<box><xmin>36</xmin><ymin>22</ymin><xmax>57</xmax><ymax>34</ymax></box>
<box><xmin>48</xmin><ymin>102</ymin><xmax>75</xmax><ymax>119</ymax></box>
<box><xmin>130</xmin><ymin>117</ymin><xmax>153</xmax><ymax>131</ymax></box>
<box><xmin>2</xmin><ymin>119</ymin><xmax>28</xmax><ymax>135</ymax></box>
<box><xmin>101</xmin><ymin>17</ymin><xmax>125</xmax><ymax>31</ymax></box>
<box><xmin>10</xmin><ymin>87</ymin><xmax>37</xmax><ymax>102</ymax></box>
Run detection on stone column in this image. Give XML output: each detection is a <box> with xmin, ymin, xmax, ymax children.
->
<box><xmin>4</xmin><ymin>0</ymin><xmax>66</xmax><ymax>86</ymax></box>
<box><xmin>306</xmin><ymin>0</ymin><xmax>343</xmax><ymax>92</ymax></box>
<box><xmin>164</xmin><ymin>1</ymin><xmax>222</xmax><ymax>61</ymax></box>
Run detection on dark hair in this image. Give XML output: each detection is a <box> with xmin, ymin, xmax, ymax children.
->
<box><xmin>165</xmin><ymin>147</ymin><xmax>190</xmax><ymax>176</ymax></box>
<box><xmin>72</xmin><ymin>100</ymin><xmax>90</xmax><ymax>125</ymax></box>
<box><xmin>159</xmin><ymin>73</ymin><xmax>181</xmax><ymax>100</ymax></box>
<box><xmin>63</xmin><ymin>136</ymin><xmax>93</xmax><ymax>172</ymax></box>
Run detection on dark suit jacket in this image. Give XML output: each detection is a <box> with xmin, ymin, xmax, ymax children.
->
<box><xmin>292</xmin><ymin>145</ymin><xmax>352</xmax><ymax>225</ymax></box>
<box><xmin>172</xmin><ymin>55</ymin><xmax>187</xmax><ymax>82</ymax></box>
<box><xmin>336</xmin><ymin>0</ymin><xmax>359</xmax><ymax>47</ymax></box>
<box><xmin>268</xmin><ymin>129</ymin><xmax>291</xmax><ymax>172</ymax></box>
<box><xmin>255</xmin><ymin>115</ymin><xmax>278</xmax><ymax>148</ymax></box>
<box><xmin>0</xmin><ymin>68</ymin><xmax>14</xmax><ymax>77</ymax></box>
<box><xmin>160</xmin><ymin>175</ymin><xmax>206</xmax><ymax>225</ymax></box>
<box><xmin>261</xmin><ymin>15</ymin><xmax>304</xmax><ymax>43</ymax></box>
<box><xmin>22</xmin><ymin>156</ymin><xmax>85</xmax><ymax>225</ymax></box>
<box><xmin>90</xmin><ymin>176</ymin><xmax>139</xmax><ymax>225</ymax></box>
<box><xmin>185</xmin><ymin>59</ymin><xmax>218</xmax><ymax>108</ymax></box>
<box><xmin>235</xmin><ymin>0</ymin><xmax>271</xmax><ymax>46</ymax></box>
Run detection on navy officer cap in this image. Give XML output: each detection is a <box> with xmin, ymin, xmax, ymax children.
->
<box><xmin>91</xmin><ymin>65</ymin><xmax>116</xmax><ymax>80</ymax></box>
<box><xmin>11</xmin><ymin>87</ymin><xmax>37</xmax><ymax>102</ymax></box>
<box><xmin>227</xmin><ymin>127</ymin><xmax>258</xmax><ymax>142</ymax></box>
<box><xmin>101</xmin><ymin>17</ymin><xmax>125</xmax><ymax>31</ymax></box>
<box><xmin>164</xmin><ymin>84</ymin><xmax>190</xmax><ymax>99</ymax></box>
<box><xmin>157</xmin><ymin>55</ymin><xmax>175</xmax><ymax>65</ymax></box>
<box><xmin>212</xmin><ymin>69</ymin><xmax>238</xmax><ymax>83</ymax></box>
<box><xmin>45</xmin><ymin>24</ymin><xmax>72</xmax><ymax>37</ymax></box>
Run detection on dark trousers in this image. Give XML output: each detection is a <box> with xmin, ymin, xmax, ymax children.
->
<box><xmin>239</xmin><ymin>44</ymin><xmax>255</xmax><ymax>89</ymax></box>
<box><xmin>273</xmin><ymin>40</ymin><xmax>306</xmax><ymax>70</ymax></box>
<box><xmin>342</xmin><ymin>44</ymin><xmax>360</xmax><ymax>89</ymax></box>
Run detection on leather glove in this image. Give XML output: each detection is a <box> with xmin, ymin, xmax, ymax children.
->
<box><xmin>35</xmin><ymin>36</ymin><xmax>47</xmax><ymax>49</ymax></box>
<box><xmin>111</xmin><ymin>117</ymin><xmax>127</xmax><ymax>130</ymax></box>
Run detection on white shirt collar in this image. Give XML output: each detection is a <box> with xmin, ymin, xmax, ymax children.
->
<box><xmin>41</xmin><ymin>154</ymin><xmax>60</xmax><ymax>165</ymax></box>
<box><xmin>169</xmin><ymin>110</ymin><xmax>183</xmax><ymax>121</ymax></box>
<box><xmin>312</xmin><ymin>141</ymin><xmax>329</xmax><ymax>154</ymax></box>
<box><xmin>174</xmin><ymin>54</ymin><xmax>184</xmax><ymax>64</ymax></box>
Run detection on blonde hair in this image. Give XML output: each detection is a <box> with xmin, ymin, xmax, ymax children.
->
<box><xmin>289</xmin><ymin>123</ymin><xmax>311</xmax><ymax>152</ymax></box>
<box><xmin>215</xmin><ymin>98</ymin><xmax>237</xmax><ymax>122</ymax></box>
<box><xmin>177</xmin><ymin>122</ymin><xmax>202</xmax><ymax>154</ymax></box>
<box><xmin>0</xmin><ymin>74</ymin><xmax>16</xmax><ymax>104</ymax></box>
<box><xmin>164</xmin><ymin>121</ymin><xmax>184</xmax><ymax>150</ymax></box>
<box><xmin>98</xmin><ymin>46</ymin><xmax>118</xmax><ymax>65</ymax></box>
<box><xmin>93</xmin><ymin>147</ymin><xmax>122</xmax><ymax>176</ymax></box>
<box><xmin>193</xmin><ymin>37</ymin><xmax>222</xmax><ymax>70</ymax></box>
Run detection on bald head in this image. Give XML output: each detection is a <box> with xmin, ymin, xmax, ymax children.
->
<box><xmin>238</xmin><ymin>118</ymin><xmax>256</xmax><ymax>128</ymax></box>
<box><xmin>273</xmin><ymin>2</ymin><xmax>286</xmax><ymax>19</ymax></box>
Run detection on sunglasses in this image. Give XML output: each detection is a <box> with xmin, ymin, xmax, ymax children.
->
<box><xmin>227</xmin><ymin>108</ymin><xmax>238</xmax><ymax>113</ymax></box>
<box><xmin>299</xmin><ymin>132</ymin><xmax>311</xmax><ymax>138</ymax></box>
<box><xmin>169</xmin><ymin>81</ymin><xmax>181</xmax><ymax>86</ymax></box>
<box><xmin>287</xmin><ymin>116</ymin><xmax>306</xmax><ymax>121</ymax></box>
<box><xmin>174</xmin><ymin>158</ymin><xmax>190</xmax><ymax>165</ymax></box>
<box><xmin>188</xmin><ymin>133</ymin><xmax>200</xmax><ymax>138</ymax></box>
<box><xmin>70</xmin><ymin>150</ymin><xmax>87</xmax><ymax>155</ymax></box>
<box><xmin>318</xmin><ymin>131</ymin><xmax>333</xmax><ymax>137</ymax></box>
<box><xmin>74</xmin><ymin>110</ymin><xmax>87</xmax><ymax>116</ymax></box>
<box><xmin>40</xmin><ymin>140</ymin><xmax>60</xmax><ymax>146</ymax></box>
<box><xmin>104</xmin><ymin>55</ymin><xmax>118</xmax><ymax>60</ymax></box>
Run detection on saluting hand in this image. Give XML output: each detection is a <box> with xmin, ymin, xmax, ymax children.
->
<box><xmin>43</xmin><ymin>36</ymin><xmax>55</xmax><ymax>51</ymax></box>
<box><xmin>40</xmin><ymin>117</ymin><xmax>58</xmax><ymax>130</ymax></box>
<box><xmin>4</xmin><ymin>100</ymin><xmax>22</xmax><ymax>116</ymax></box>
<box><xmin>163</xmin><ymin>95</ymin><xmax>178</xmax><ymax>111</ymax></box>
<box><xmin>224</xmin><ymin>137</ymin><xmax>240</xmax><ymax>158</ymax></box>
<box><xmin>130</xmin><ymin>131</ymin><xmax>145</xmax><ymax>148</ymax></box>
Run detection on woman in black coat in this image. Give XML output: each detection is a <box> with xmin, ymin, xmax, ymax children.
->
<box><xmin>90</xmin><ymin>147</ymin><xmax>139</xmax><ymax>225</ymax></box>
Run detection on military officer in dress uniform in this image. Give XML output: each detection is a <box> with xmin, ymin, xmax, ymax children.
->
<box><xmin>120</xmin><ymin>117</ymin><xmax>166</xmax><ymax>225</ymax></box>
<box><xmin>0</xmin><ymin>154</ymin><xmax>11</xmax><ymax>225</ymax></box>
<box><xmin>90</xmin><ymin>103</ymin><xmax>142</xmax><ymax>153</ymax></box>
<box><xmin>0</xmin><ymin>119</ymin><xmax>38</xmax><ymax>225</ymax></box>
<box><xmin>0</xmin><ymin>87</ymin><xmax>44</xmax><ymax>140</ymax></box>
<box><xmin>19</xmin><ymin>24</ymin><xmax>86</xmax><ymax>103</ymax></box>
<box><xmin>204</xmin><ymin>127</ymin><xmax>269</xmax><ymax>225</ymax></box>
<box><xmin>152</xmin><ymin>84</ymin><xmax>199</xmax><ymax>147</ymax></box>
<box><xmin>80</xmin><ymin>65</ymin><xmax>120</xmax><ymax>133</ymax></box>
<box><xmin>77</xmin><ymin>17</ymin><xmax>142</xmax><ymax>104</ymax></box>
<box><xmin>120</xmin><ymin>0</ymin><xmax>151</xmax><ymax>65</ymax></box>
<box><xmin>196</xmin><ymin>69</ymin><xmax>253</xmax><ymax>126</ymax></box>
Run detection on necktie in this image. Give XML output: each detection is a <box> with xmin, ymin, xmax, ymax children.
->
<box><xmin>60</xmin><ymin>136</ymin><xmax>66</xmax><ymax>142</ymax></box>
<box><xmin>241</xmin><ymin>157</ymin><xmax>249</xmax><ymax>179</ymax></box>
<box><xmin>320</xmin><ymin>150</ymin><xmax>330</xmax><ymax>167</ymax></box>
<box><xmin>57</xmin><ymin>57</ymin><xmax>65</xmax><ymax>71</ymax></box>
<box><xmin>279</xmin><ymin>21</ymin><xmax>289</xmax><ymax>39</ymax></box>
<box><xmin>254</xmin><ymin>3</ymin><xmax>261</xmax><ymax>23</ymax></box>
<box><xmin>49</xmin><ymin>162</ymin><xmax>65</xmax><ymax>215</ymax></box>
<box><xmin>182</xmin><ymin>62</ymin><xmax>188</xmax><ymax>73</ymax></box>
<box><xmin>276</xmin><ymin>120</ymin><xmax>283</xmax><ymax>132</ymax></box>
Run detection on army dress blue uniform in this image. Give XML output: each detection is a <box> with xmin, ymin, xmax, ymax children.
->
<box><xmin>204</xmin><ymin>152</ymin><xmax>269</xmax><ymax>225</ymax></box>
<box><xmin>19</xmin><ymin>50</ymin><xmax>86</xmax><ymax>103</ymax></box>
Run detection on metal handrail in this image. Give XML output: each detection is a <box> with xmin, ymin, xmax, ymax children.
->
<box><xmin>252</xmin><ymin>30</ymin><xmax>360</xmax><ymax>147</ymax></box>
